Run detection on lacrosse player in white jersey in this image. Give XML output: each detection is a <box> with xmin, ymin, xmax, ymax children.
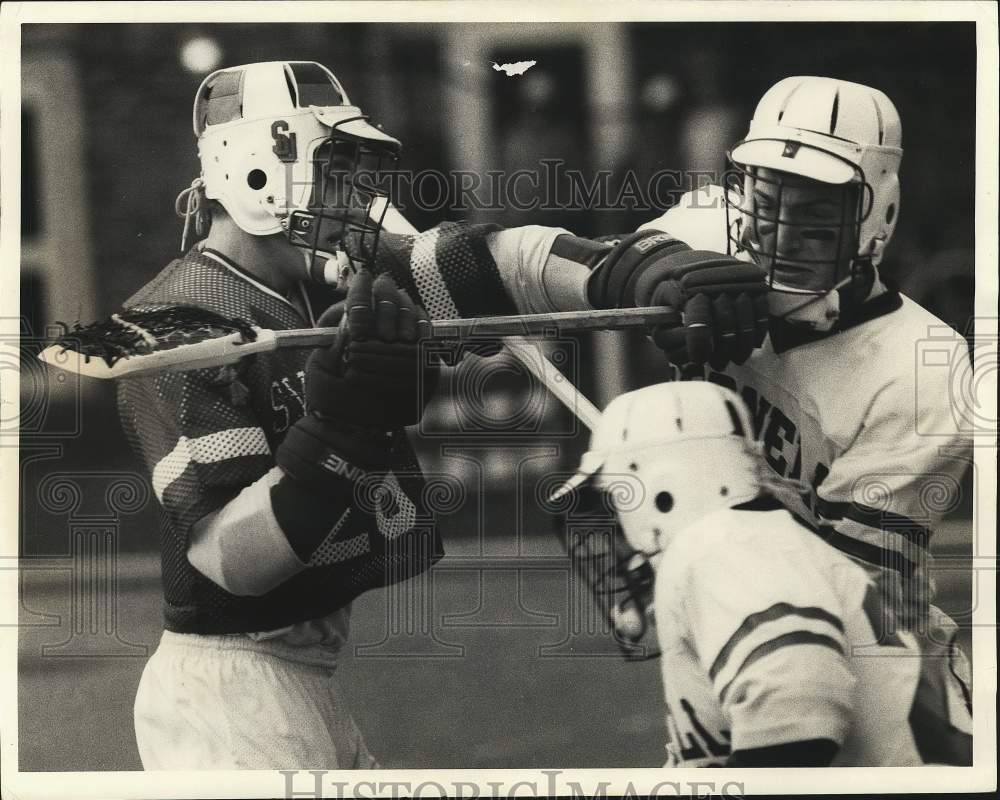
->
<box><xmin>358</xmin><ymin>76</ymin><xmax>972</xmax><ymax>687</ymax></box>
<box><xmin>550</xmin><ymin>381</ymin><xmax>972</xmax><ymax>767</ymax></box>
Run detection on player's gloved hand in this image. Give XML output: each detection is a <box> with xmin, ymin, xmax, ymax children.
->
<box><xmin>587</xmin><ymin>230</ymin><xmax>769</xmax><ymax>368</ymax></box>
<box><xmin>305</xmin><ymin>269</ymin><xmax>440</xmax><ymax>430</ymax></box>
<box><xmin>273</xmin><ymin>271</ymin><xmax>439</xmax><ymax>559</ymax></box>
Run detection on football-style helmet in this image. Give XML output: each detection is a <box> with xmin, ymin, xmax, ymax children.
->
<box><xmin>549</xmin><ymin>382</ymin><xmax>762</xmax><ymax>660</ymax></box>
<box><xmin>186</xmin><ymin>60</ymin><xmax>401</xmax><ymax>282</ymax></box>
<box><xmin>552</xmin><ymin>382</ymin><xmax>760</xmax><ymax>564</ymax></box>
<box><xmin>724</xmin><ymin>76</ymin><xmax>903</xmax><ymax>325</ymax></box>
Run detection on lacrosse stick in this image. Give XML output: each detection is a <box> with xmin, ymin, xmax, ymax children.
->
<box><xmin>37</xmin><ymin>305</ymin><xmax>673</xmax><ymax>381</ymax></box>
<box><xmin>501</xmin><ymin>336</ymin><xmax>601</xmax><ymax>431</ymax></box>
<box><xmin>38</xmin><ymin>208</ymin><xmax>606</xmax><ymax>430</ymax></box>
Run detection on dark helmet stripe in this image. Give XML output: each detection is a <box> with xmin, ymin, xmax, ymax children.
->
<box><xmin>776</xmin><ymin>78</ymin><xmax>805</xmax><ymax>123</ymax></box>
<box><xmin>870</xmin><ymin>93</ymin><xmax>885</xmax><ymax>144</ymax></box>
<box><xmin>830</xmin><ymin>88</ymin><xmax>840</xmax><ymax>135</ymax></box>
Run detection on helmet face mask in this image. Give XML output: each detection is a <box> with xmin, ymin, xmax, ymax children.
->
<box><xmin>724</xmin><ymin>156</ymin><xmax>872</xmax><ymax>296</ymax></box>
<box><xmin>722</xmin><ymin>76</ymin><xmax>903</xmax><ymax>326</ymax></box>
<box><xmin>562</xmin><ymin>503</ymin><xmax>659</xmax><ymax>661</ymax></box>
<box><xmin>285</xmin><ymin>131</ymin><xmax>400</xmax><ymax>282</ymax></box>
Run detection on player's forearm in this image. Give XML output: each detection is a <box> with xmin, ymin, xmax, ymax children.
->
<box><xmin>187</xmin><ymin>466</ymin><xmax>309</xmax><ymax>596</ymax></box>
<box><xmin>486</xmin><ymin>226</ymin><xmax>605</xmax><ymax>314</ymax></box>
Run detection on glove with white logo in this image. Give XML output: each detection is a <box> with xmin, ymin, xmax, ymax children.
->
<box><xmin>588</xmin><ymin>231</ymin><xmax>769</xmax><ymax>368</ymax></box>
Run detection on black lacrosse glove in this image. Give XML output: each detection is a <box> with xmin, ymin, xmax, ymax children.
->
<box><xmin>272</xmin><ymin>271</ymin><xmax>438</xmax><ymax>561</ymax></box>
<box><xmin>588</xmin><ymin>230</ymin><xmax>769</xmax><ymax>369</ymax></box>
<box><xmin>305</xmin><ymin>269</ymin><xmax>440</xmax><ymax>429</ymax></box>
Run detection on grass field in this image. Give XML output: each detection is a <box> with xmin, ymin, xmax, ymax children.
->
<box><xmin>17</xmin><ymin>518</ymin><xmax>974</xmax><ymax>772</ymax></box>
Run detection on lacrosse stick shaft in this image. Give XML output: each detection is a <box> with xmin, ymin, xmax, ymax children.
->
<box><xmin>385</xmin><ymin>207</ymin><xmax>603</xmax><ymax>432</ymax></box>
<box><xmin>273</xmin><ymin>306</ymin><xmax>673</xmax><ymax>350</ymax></box>
<box><xmin>502</xmin><ymin>337</ymin><xmax>601</xmax><ymax>431</ymax></box>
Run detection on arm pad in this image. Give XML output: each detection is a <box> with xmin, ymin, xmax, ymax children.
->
<box><xmin>272</xmin><ymin>414</ymin><xmax>392</xmax><ymax>562</ymax></box>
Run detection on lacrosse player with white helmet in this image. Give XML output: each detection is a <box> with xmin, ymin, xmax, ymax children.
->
<box><xmin>121</xmin><ymin>61</ymin><xmax>442</xmax><ymax>769</ymax></box>
<box><xmin>551</xmin><ymin>381</ymin><xmax>972</xmax><ymax>767</ymax></box>
<box><xmin>631</xmin><ymin>78</ymin><xmax>973</xmax><ymax>678</ymax></box>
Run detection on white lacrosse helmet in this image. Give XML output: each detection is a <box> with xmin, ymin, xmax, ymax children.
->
<box><xmin>189</xmin><ymin>61</ymin><xmax>401</xmax><ymax>277</ymax></box>
<box><xmin>550</xmin><ymin>382</ymin><xmax>760</xmax><ymax>562</ymax></box>
<box><xmin>725</xmin><ymin>76</ymin><xmax>903</xmax><ymax>292</ymax></box>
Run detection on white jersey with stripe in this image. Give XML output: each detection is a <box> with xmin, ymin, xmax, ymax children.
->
<box><xmin>698</xmin><ymin>294</ymin><xmax>971</xmax><ymax>625</ymax></box>
<box><xmin>656</xmin><ymin>503</ymin><xmax>972</xmax><ymax>767</ymax></box>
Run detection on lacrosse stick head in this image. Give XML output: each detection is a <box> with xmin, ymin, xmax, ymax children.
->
<box><xmin>37</xmin><ymin>306</ymin><xmax>268</xmax><ymax>379</ymax></box>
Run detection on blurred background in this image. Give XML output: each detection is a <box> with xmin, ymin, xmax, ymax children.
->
<box><xmin>16</xmin><ymin>21</ymin><xmax>976</xmax><ymax>771</ymax></box>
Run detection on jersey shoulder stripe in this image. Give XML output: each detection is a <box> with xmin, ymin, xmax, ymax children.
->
<box><xmin>815</xmin><ymin>497</ymin><xmax>931</xmax><ymax>548</ymax></box>
<box><xmin>798</xmin><ymin>513</ymin><xmax>919</xmax><ymax>581</ymax></box>
<box><xmin>718</xmin><ymin>630</ymin><xmax>845</xmax><ymax>703</ymax></box>
<box><xmin>709</xmin><ymin>602</ymin><xmax>845</xmax><ymax>682</ymax></box>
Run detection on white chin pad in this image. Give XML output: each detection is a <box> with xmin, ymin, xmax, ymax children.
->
<box><xmin>331</xmin><ymin>251</ymin><xmax>354</xmax><ymax>290</ymax></box>
<box><xmin>768</xmin><ymin>287</ymin><xmax>841</xmax><ymax>330</ymax></box>
<box><xmin>302</xmin><ymin>249</ymin><xmax>351</xmax><ymax>286</ymax></box>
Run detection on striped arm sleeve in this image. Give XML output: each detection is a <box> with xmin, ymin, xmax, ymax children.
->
<box><xmin>373</xmin><ymin>222</ymin><xmax>520</xmax><ymax>319</ymax></box>
<box><xmin>704</xmin><ymin>602</ymin><xmax>856</xmax><ymax>752</ymax></box>
<box><xmin>117</xmin><ymin>368</ymin><xmax>274</xmax><ymax>540</ymax></box>
<box><xmin>709</xmin><ymin>602</ymin><xmax>848</xmax><ymax>702</ymax></box>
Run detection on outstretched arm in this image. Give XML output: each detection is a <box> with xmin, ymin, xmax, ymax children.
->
<box><xmin>367</xmin><ymin>222</ymin><xmax>589</xmax><ymax>319</ymax></box>
<box><xmin>369</xmin><ymin>221</ymin><xmax>767</xmax><ymax>368</ymax></box>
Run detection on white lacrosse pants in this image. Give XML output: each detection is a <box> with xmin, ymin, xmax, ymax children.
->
<box><xmin>134</xmin><ymin>630</ymin><xmax>378</xmax><ymax>769</ymax></box>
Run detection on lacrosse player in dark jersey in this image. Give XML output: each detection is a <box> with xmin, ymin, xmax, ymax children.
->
<box><xmin>122</xmin><ymin>61</ymin><xmax>442</xmax><ymax>769</ymax></box>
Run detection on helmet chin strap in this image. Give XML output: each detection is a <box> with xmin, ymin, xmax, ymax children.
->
<box><xmin>769</xmin><ymin>273</ymin><xmax>854</xmax><ymax>330</ymax></box>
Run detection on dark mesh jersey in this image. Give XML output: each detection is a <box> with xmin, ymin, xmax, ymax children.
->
<box><xmin>117</xmin><ymin>247</ymin><xmax>442</xmax><ymax>634</ymax></box>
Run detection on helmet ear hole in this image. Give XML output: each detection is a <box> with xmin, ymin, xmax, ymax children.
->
<box><xmin>655</xmin><ymin>491</ymin><xmax>674</xmax><ymax>513</ymax></box>
<box><xmin>247</xmin><ymin>169</ymin><xmax>268</xmax><ymax>190</ymax></box>
<box><xmin>885</xmin><ymin>204</ymin><xmax>896</xmax><ymax>224</ymax></box>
